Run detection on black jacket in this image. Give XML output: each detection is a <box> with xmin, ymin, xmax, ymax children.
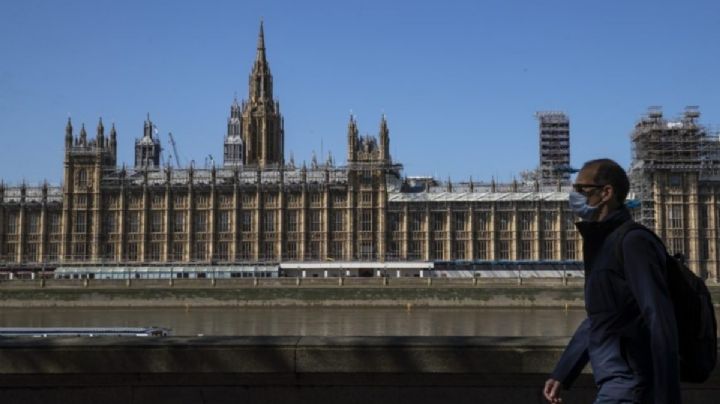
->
<box><xmin>551</xmin><ymin>207</ymin><xmax>681</xmax><ymax>403</ymax></box>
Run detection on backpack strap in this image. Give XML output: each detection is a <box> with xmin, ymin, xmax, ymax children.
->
<box><xmin>613</xmin><ymin>220</ymin><xmax>669</xmax><ymax>268</ymax></box>
<box><xmin>613</xmin><ymin>220</ymin><xmax>660</xmax><ymax>267</ymax></box>
<box><xmin>611</xmin><ymin>221</ymin><xmax>671</xmax><ymax>339</ymax></box>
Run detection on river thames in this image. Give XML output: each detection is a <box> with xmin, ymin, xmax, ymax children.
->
<box><xmin>0</xmin><ymin>307</ymin><xmax>587</xmax><ymax>337</ymax></box>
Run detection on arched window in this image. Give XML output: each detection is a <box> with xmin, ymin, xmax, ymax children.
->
<box><xmin>78</xmin><ymin>169</ymin><xmax>87</xmax><ymax>188</ymax></box>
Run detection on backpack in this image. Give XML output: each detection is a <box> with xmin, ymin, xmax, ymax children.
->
<box><xmin>613</xmin><ymin>221</ymin><xmax>717</xmax><ymax>383</ymax></box>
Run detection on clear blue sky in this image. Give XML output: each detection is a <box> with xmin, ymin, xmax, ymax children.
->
<box><xmin>1</xmin><ymin>0</ymin><xmax>719</xmax><ymax>185</ymax></box>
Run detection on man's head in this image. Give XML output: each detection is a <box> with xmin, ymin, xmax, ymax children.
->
<box><xmin>572</xmin><ymin>158</ymin><xmax>629</xmax><ymax>221</ymax></box>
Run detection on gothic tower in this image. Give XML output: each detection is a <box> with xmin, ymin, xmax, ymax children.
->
<box><xmin>346</xmin><ymin>115</ymin><xmax>392</xmax><ymax>165</ymax></box>
<box><xmin>241</xmin><ymin>21</ymin><xmax>284</xmax><ymax>168</ymax></box>
<box><xmin>223</xmin><ymin>97</ymin><xmax>243</xmax><ymax>167</ymax></box>
<box><xmin>134</xmin><ymin>114</ymin><xmax>161</xmax><ymax>170</ymax></box>
<box><xmin>62</xmin><ymin>117</ymin><xmax>116</xmax><ymax>261</ymax></box>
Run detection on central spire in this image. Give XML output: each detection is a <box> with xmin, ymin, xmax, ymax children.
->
<box><xmin>237</xmin><ymin>20</ymin><xmax>284</xmax><ymax>168</ymax></box>
<box><xmin>251</xmin><ymin>20</ymin><xmax>270</xmax><ymax>82</ymax></box>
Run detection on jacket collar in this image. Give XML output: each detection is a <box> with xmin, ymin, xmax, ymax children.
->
<box><xmin>575</xmin><ymin>207</ymin><xmax>632</xmax><ymax>273</ymax></box>
<box><xmin>575</xmin><ymin>207</ymin><xmax>632</xmax><ymax>241</ymax></box>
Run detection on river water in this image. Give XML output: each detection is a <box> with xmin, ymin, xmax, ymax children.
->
<box><xmin>0</xmin><ymin>307</ymin><xmax>587</xmax><ymax>337</ymax></box>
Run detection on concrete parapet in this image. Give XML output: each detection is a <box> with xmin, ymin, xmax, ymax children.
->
<box><xmin>0</xmin><ymin>336</ymin><xmax>716</xmax><ymax>403</ymax></box>
<box><xmin>0</xmin><ymin>285</ymin><xmax>587</xmax><ymax>308</ymax></box>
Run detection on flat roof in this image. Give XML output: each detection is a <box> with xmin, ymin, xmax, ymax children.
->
<box><xmin>279</xmin><ymin>262</ymin><xmax>434</xmax><ymax>269</ymax></box>
<box><xmin>388</xmin><ymin>191</ymin><xmax>569</xmax><ymax>203</ymax></box>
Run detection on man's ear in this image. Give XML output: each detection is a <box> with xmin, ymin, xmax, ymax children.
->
<box><xmin>602</xmin><ymin>185</ymin><xmax>615</xmax><ymax>205</ymax></box>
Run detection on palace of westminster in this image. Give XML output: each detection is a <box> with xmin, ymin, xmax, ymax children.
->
<box><xmin>2</xmin><ymin>23</ymin><xmax>720</xmax><ymax>280</ymax></box>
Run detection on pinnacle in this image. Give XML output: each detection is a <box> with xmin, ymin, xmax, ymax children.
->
<box><xmin>257</xmin><ymin>19</ymin><xmax>265</xmax><ymax>50</ymax></box>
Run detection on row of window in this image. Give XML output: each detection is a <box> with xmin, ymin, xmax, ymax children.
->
<box><xmin>98</xmin><ymin>210</ymin><xmax>360</xmax><ymax>234</ymax></box>
<box><xmin>76</xmin><ymin>240</ymin><xmax>372</xmax><ymax>261</ymax></box>
<box><xmin>6</xmin><ymin>238</ymin><xmax>579</xmax><ymax>263</ymax></box>
<box><xmin>2</xmin><ymin>243</ymin><xmax>60</xmax><ymax>262</ymax></box>
<box><xmin>387</xmin><ymin>211</ymin><xmax>573</xmax><ymax>232</ymax></box>
<box><xmin>100</xmin><ymin>192</ymin><xmax>361</xmax><ymax>210</ymax></box>
<box><xmin>386</xmin><ymin>239</ymin><xmax>578</xmax><ymax>261</ymax></box>
<box><xmin>0</xmin><ymin>210</ymin><xmax>362</xmax><ymax>235</ymax></box>
<box><xmin>3</xmin><ymin>213</ymin><xmax>62</xmax><ymax>234</ymax></box>
<box><xmin>4</xmin><ymin>204</ymin><xmax>719</xmax><ymax>235</ymax></box>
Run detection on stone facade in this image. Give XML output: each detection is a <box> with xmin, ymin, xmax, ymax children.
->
<box><xmin>629</xmin><ymin>107</ymin><xmax>720</xmax><ymax>279</ymax></box>
<box><xmin>1</xmin><ymin>24</ymin><xmax>719</xmax><ymax>281</ymax></box>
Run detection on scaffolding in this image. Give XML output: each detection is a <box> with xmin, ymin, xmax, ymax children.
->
<box><xmin>629</xmin><ymin>106</ymin><xmax>720</xmax><ymax>229</ymax></box>
<box><xmin>536</xmin><ymin>111</ymin><xmax>571</xmax><ymax>187</ymax></box>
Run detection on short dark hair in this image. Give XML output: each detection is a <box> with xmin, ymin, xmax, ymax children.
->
<box><xmin>581</xmin><ymin>158</ymin><xmax>630</xmax><ymax>203</ymax></box>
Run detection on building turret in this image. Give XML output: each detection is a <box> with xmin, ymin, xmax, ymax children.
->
<box><xmin>109</xmin><ymin>123</ymin><xmax>117</xmax><ymax>164</ymax></box>
<box><xmin>347</xmin><ymin>115</ymin><xmax>358</xmax><ymax>162</ymax></box>
<box><xmin>379</xmin><ymin>115</ymin><xmax>390</xmax><ymax>162</ymax></box>
<box><xmin>96</xmin><ymin>117</ymin><xmax>105</xmax><ymax>148</ymax></box>
<box><xmin>79</xmin><ymin>123</ymin><xmax>87</xmax><ymax>146</ymax></box>
<box><xmin>134</xmin><ymin>114</ymin><xmax>161</xmax><ymax>170</ymax></box>
<box><xmin>223</xmin><ymin>97</ymin><xmax>244</xmax><ymax>167</ymax></box>
<box><xmin>65</xmin><ymin>117</ymin><xmax>73</xmax><ymax>150</ymax></box>
<box><xmin>144</xmin><ymin>115</ymin><xmax>153</xmax><ymax>138</ymax></box>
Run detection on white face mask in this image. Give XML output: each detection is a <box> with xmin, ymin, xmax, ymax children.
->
<box><xmin>568</xmin><ymin>191</ymin><xmax>599</xmax><ymax>221</ymax></box>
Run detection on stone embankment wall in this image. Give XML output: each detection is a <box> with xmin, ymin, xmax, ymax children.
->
<box><xmin>0</xmin><ymin>278</ymin><xmax>591</xmax><ymax>307</ymax></box>
<box><xmin>0</xmin><ymin>336</ymin><xmax>717</xmax><ymax>404</ymax></box>
<box><xmin>1</xmin><ymin>278</ymin><xmax>719</xmax><ymax>307</ymax></box>
<box><xmin>0</xmin><ymin>278</ymin><xmax>720</xmax><ymax>308</ymax></box>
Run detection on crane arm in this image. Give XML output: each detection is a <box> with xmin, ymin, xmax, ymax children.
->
<box><xmin>168</xmin><ymin>132</ymin><xmax>182</xmax><ymax>168</ymax></box>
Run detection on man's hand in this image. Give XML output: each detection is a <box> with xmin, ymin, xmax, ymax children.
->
<box><xmin>543</xmin><ymin>378</ymin><xmax>563</xmax><ymax>403</ymax></box>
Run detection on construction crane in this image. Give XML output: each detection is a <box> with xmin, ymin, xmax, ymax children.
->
<box><xmin>167</xmin><ymin>132</ymin><xmax>182</xmax><ymax>168</ymax></box>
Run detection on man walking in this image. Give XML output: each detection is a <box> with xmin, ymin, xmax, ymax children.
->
<box><xmin>543</xmin><ymin>159</ymin><xmax>681</xmax><ymax>403</ymax></box>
